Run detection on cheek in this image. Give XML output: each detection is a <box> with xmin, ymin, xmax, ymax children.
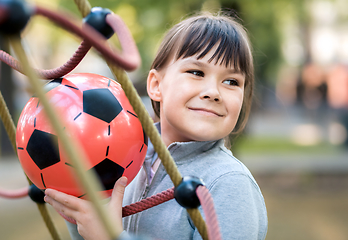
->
<box><xmin>163</xmin><ymin>85</ymin><xmax>193</xmax><ymax>105</ymax></box>
<box><xmin>226</xmin><ymin>91</ymin><xmax>244</xmax><ymax>111</ymax></box>
<box><xmin>226</xmin><ymin>101</ymin><xmax>244</xmax><ymax>128</ymax></box>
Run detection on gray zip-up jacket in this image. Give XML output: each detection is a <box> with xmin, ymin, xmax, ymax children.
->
<box><xmin>66</xmin><ymin>124</ymin><xmax>268</xmax><ymax>240</ymax></box>
<box><xmin>122</xmin><ymin>126</ymin><xmax>267</xmax><ymax>239</ymax></box>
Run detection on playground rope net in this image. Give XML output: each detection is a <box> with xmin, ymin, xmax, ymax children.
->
<box><xmin>0</xmin><ymin>0</ymin><xmax>222</xmax><ymax>239</ymax></box>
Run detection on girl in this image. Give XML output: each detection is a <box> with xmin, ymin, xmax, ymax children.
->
<box><xmin>45</xmin><ymin>12</ymin><xmax>268</xmax><ymax>240</ymax></box>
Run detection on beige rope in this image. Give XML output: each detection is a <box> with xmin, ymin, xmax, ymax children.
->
<box><xmin>73</xmin><ymin>0</ymin><xmax>91</xmax><ymax>17</ymax></box>
<box><xmin>1</xmin><ymin>0</ymin><xmax>209</xmax><ymax>238</ymax></box>
<box><xmin>0</xmin><ymin>41</ymin><xmax>62</xmax><ymax>240</ymax></box>
<box><xmin>37</xmin><ymin>204</ymin><xmax>63</xmax><ymax>240</ymax></box>
<box><xmin>73</xmin><ymin>0</ymin><xmax>185</xmax><ymax>188</ymax></box>
<box><xmin>0</xmin><ymin>91</ymin><xmax>16</xmax><ymax>152</ymax></box>
<box><xmin>108</xmin><ymin>68</ymin><xmax>211</xmax><ymax>238</ymax></box>
<box><xmin>0</xmin><ymin>90</ymin><xmax>32</xmax><ymax>186</ymax></box>
<box><xmin>107</xmin><ymin>64</ymin><xmax>184</xmax><ymax>187</ymax></box>
<box><xmin>69</xmin><ymin>0</ymin><xmax>209</xmax><ymax>236</ymax></box>
<box><xmin>187</xmin><ymin>208</ymin><xmax>209</xmax><ymax>239</ymax></box>
<box><xmin>0</xmin><ymin>88</ymin><xmax>62</xmax><ymax>240</ymax></box>
<box><xmin>9</xmin><ymin>36</ymin><xmax>121</xmax><ymax>240</ymax></box>
<box><xmin>105</xmin><ymin>27</ymin><xmax>210</xmax><ymax>240</ymax></box>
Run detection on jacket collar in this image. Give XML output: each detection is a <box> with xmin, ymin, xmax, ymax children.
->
<box><xmin>145</xmin><ymin>122</ymin><xmax>224</xmax><ymax>165</ymax></box>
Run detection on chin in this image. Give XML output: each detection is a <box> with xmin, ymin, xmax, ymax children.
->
<box><xmin>190</xmin><ymin>134</ymin><xmax>223</xmax><ymax>142</ymax></box>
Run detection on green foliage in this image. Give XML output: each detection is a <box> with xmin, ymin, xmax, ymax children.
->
<box><xmin>57</xmin><ymin>0</ymin><xmax>208</xmax><ymax>74</ymax></box>
<box><xmin>55</xmin><ymin>0</ymin><xmax>308</xmax><ymax>86</ymax></box>
<box><xmin>232</xmin><ymin>135</ymin><xmax>340</xmax><ymax>155</ymax></box>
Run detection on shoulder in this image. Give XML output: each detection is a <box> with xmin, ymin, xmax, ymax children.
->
<box><xmin>192</xmin><ymin>143</ymin><xmax>260</xmax><ymax>191</ymax></box>
<box><xmin>214</xmin><ymin>146</ymin><xmax>260</xmax><ymax>188</ymax></box>
<box><xmin>204</xmin><ymin>147</ymin><xmax>268</xmax><ymax>239</ymax></box>
<box><xmin>188</xmin><ymin>145</ymin><xmax>268</xmax><ymax>239</ymax></box>
<box><xmin>187</xmin><ymin>143</ymin><xmax>266</xmax><ymax>209</ymax></box>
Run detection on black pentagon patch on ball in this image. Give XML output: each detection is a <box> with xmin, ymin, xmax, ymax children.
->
<box><xmin>83</xmin><ymin>88</ymin><xmax>122</xmax><ymax>123</ymax></box>
<box><xmin>26</xmin><ymin>129</ymin><xmax>60</xmax><ymax>170</ymax></box>
<box><xmin>88</xmin><ymin>158</ymin><xmax>124</xmax><ymax>190</ymax></box>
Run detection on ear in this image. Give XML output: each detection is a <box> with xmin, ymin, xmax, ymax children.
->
<box><xmin>147</xmin><ymin>69</ymin><xmax>162</xmax><ymax>102</ymax></box>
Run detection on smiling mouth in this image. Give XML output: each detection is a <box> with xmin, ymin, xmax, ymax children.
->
<box><xmin>189</xmin><ymin>107</ymin><xmax>224</xmax><ymax>117</ymax></box>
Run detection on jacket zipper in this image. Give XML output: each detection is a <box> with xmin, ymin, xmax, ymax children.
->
<box><xmin>141</xmin><ymin>184</ymin><xmax>150</xmax><ymax>199</ymax></box>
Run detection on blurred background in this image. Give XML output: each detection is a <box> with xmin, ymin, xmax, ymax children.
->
<box><xmin>1</xmin><ymin>0</ymin><xmax>348</xmax><ymax>239</ymax></box>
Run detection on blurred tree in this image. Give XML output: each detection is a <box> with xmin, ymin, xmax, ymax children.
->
<box><xmin>220</xmin><ymin>0</ymin><xmax>305</xmax><ymax>83</ymax></box>
<box><xmin>54</xmin><ymin>0</ymin><xmax>308</xmax><ymax>91</ymax></box>
<box><xmin>57</xmin><ymin>0</ymin><xmax>207</xmax><ymax>72</ymax></box>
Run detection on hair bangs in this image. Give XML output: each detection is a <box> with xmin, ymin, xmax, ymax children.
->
<box><xmin>176</xmin><ymin>19</ymin><xmax>248</xmax><ymax>74</ymax></box>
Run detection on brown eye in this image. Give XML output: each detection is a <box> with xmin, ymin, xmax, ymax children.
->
<box><xmin>187</xmin><ymin>70</ymin><xmax>204</xmax><ymax>77</ymax></box>
<box><xmin>223</xmin><ymin>79</ymin><xmax>239</xmax><ymax>86</ymax></box>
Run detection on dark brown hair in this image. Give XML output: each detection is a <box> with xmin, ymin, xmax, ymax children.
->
<box><xmin>150</xmin><ymin>12</ymin><xmax>254</xmax><ymax>135</ymax></box>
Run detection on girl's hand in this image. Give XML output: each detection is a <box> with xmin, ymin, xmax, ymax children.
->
<box><xmin>44</xmin><ymin>176</ymin><xmax>128</xmax><ymax>240</ymax></box>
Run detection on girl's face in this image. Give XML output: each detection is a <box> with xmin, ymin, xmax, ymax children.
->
<box><xmin>147</xmin><ymin>48</ymin><xmax>245</xmax><ymax>146</ymax></box>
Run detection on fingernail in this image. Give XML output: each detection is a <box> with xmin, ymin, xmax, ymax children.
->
<box><xmin>119</xmin><ymin>176</ymin><xmax>128</xmax><ymax>187</ymax></box>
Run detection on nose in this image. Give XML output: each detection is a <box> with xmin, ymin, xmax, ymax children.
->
<box><xmin>200</xmin><ymin>81</ymin><xmax>221</xmax><ymax>102</ymax></box>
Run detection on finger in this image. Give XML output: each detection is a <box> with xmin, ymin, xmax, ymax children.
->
<box><xmin>110</xmin><ymin>176</ymin><xmax>127</xmax><ymax>207</ymax></box>
<box><xmin>44</xmin><ymin>194</ymin><xmax>77</xmax><ymax>219</ymax></box>
<box><xmin>44</xmin><ymin>189</ymin><xmax>80</xmax><ymax>211</ymax></box>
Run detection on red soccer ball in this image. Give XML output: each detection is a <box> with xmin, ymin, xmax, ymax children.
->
<box><xmin>16</xmin><ymin>73</ymin><xmax>147</xmax><ymax>198</ymax></box>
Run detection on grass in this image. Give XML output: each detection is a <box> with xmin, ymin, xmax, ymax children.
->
<box><xmin>231</xmin><ymin>135</ymin><xmax>343</xmax><ymax>155</ymax></box>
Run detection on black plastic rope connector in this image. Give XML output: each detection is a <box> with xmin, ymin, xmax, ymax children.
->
<box><xmin>28</xmin><ymin>184</ymin><xmax>45</xmax><ymax>204</ymax></box>
<box><xmin>83</xmin><ymin>7</ymin><xmax>114</xmax><ymax>39</ymax></box>
<box><xmin>0</xmin><ymin>0</ymin><xmax>33</xmax><ymax>35</ymax></box>
<box><xmin>174</xmin><ymin>176</ymin><xmax>205</xmax><ymax>209</ymax></box>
